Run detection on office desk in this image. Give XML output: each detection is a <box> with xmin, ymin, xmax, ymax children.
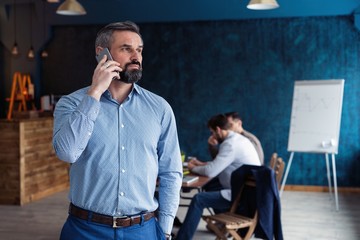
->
<box><xmin>180</xmin><ymin>175</ymin><xmax>211</xmax><ymax>208</ymax></box>
<box><xmin>182</xmin><ymin>175</ymin><xmax>211</xmax><ymax>190</ymax></box>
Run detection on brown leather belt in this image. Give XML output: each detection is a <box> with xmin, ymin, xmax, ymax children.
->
<box><xmin>69</xmin><ymin>203</ymin><xmax>155</xmax><ymax>228</ymax></box>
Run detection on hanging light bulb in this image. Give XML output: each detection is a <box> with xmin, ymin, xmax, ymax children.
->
<box><xmin>27</xmin><ymin>2</ymin><xmax>35</xmax><ymax>59</ymax></box>
<box><xmin>41</xmin><ymin>50</ymin><xmax>49</xmax><ymax>58</ymax></box>
<box><xmin>27</xmin><ymin>46</ymin><xmax>35</xmax><ymax>59</ymax></box>
<box><xmin>12</xmin><ymin>42</ymin><xmax>19</xmax><ymax>55</ymax></box>
<box><xmin>41</xmin><ymin>1</ymin><xmax>48</xmax><ymax>58</ymax></box>
<box><xmin>12</xmin><ymin>0</ymin><xmax>19</xmax><ymax>56</ymax></box>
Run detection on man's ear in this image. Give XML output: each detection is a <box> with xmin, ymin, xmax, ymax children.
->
<box><xmin>215</xmin><ymin>126</ymin><xmax>222</xmax><ymax>133</ymax></box>
<box><xmin>95</xmin><ymin>46</ymin><xmax>104</xmax><ymax>55</ymax></box>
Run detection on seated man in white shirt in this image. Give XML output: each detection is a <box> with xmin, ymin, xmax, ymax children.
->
<box><xmin>204</xmin><ymin>111</ymin><xmax>264</xmax><ymax>193</ymax></box>
<box><xmin>175</xmin><ymin>114</ymin><xmax>261</xmax><ymax>240</ymax></box>
<box><xmin>208</xmin><ymin>111</ymin><xmax>264</xmax><ymax>164</ymax></box>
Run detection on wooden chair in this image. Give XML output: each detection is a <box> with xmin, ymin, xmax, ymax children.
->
<box><xmin>269</xmin><ymin>152</ymin><xmax>278</xmax><ymax>167</ymax></box>
<box><xmin>203</xmin><ymin>176</ymin><xmax>257</xmax><ymax>240</ymax></box>
<box><xmin>269</xmin><ymin>153</ymin><xmax>285</xmax><ymax>189</ymax></box>
<box><xmin>202</xmin><ymin>153</ymin><xmax>285</xmax><ymax>240</ymax></box>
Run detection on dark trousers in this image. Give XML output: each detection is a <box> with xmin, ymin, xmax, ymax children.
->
<box><xmin>202</xmin><ymin>177</ymin><xmax>228</xmax><ymax>214</ymax></box>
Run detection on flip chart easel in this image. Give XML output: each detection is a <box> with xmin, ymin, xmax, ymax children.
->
<box><xmin>280</xmin><ymin>79</ymin><xmax>344</xmax><ymax>211</ymax></box>
<box><xmin>280</xmin><ymin>152</ymin><xmax>339</xmax><ymax>210</ymax></box>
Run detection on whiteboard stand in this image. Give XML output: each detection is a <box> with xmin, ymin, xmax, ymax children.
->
<box><xmin>279</xmin><ymin>152</ymin><xmax>294</xmax><ymax>197</ymax></box>
<box><xmin>280</xmin><ymin>152</ymin><xmax>339</xmax><ymax>211</ymax></box>
<box><xmin>325</xmin><ymin>154</ymin><xmax>332</xmax><ymax>195</ymax></box>
<box><xmin>284</xmin><ymin>79</ymin><xmax>344</xmax><ymax>211</ymax></box>
<box><xmin>330</xmin><ymin>153</ymin><xmax>339</xmax><ymax>211</ymax></box>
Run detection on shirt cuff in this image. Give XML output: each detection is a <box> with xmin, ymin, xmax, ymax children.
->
<box><xmin>158</xmin><ymin>213</ymin><xmax>174</xmax><ymax>235</ymax></box>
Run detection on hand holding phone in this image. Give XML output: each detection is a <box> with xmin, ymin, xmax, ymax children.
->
<box><xmin>96</xmin><ymin>48</ymin><xmax>121</xmax><ymax>81</ymax></box>
<box><xmin>96</xmin><ymin>48</ymin><xmax>113</xmax><ymax>63</ymax></box>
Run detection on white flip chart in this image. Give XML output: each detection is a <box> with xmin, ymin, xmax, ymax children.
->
<box><xmin>287</xmin><ymin>79</ymin><xmax>344</xmax><ymax>154</ymax></box>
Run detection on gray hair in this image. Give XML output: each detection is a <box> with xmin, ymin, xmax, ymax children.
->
<box><xmin>95</xmin><ymin>21</ymin><xmax>142</xmax><ymax>50</ymax></box>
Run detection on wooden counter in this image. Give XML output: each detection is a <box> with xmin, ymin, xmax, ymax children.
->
<box><xmin>0</xmin><ymin>117</ymin><xmax>70</xmax><ymax>205</ymax></box>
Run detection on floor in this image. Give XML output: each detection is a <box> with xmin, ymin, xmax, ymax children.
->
<box><xmin>0</xmin><ymin>189</ymin><xmax>359</xmax><ymax>240</ymax></box>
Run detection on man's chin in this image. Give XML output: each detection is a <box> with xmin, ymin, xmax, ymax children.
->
<box><xmin>118</xmin><ymin>70</ymin><xmax>142</xmax><ymax>83</ymax></box>
<box><xmin>117</xmin><ymin>78</ymin><xmax>139</xmax><ymax>84</ymax></box>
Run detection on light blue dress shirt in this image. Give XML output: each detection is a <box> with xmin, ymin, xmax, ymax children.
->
<box><xmin>53</xmin><ymin>84</ymin><xmax>183</xmax><ymax>234</ymax></box>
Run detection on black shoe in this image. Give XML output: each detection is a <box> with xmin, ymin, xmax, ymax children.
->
<box><xmin>173</xmin><ymin>216</ymin><xmax>182</xmax><ymax>227</ymax></box>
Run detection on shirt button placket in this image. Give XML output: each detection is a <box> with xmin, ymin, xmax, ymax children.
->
<box><xmin>118</xmin><ymin>104</ymin><xmax>124</xmax><ymax>212</ymax></box>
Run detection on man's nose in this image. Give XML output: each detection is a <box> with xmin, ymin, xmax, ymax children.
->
<box><xmin>130</xmin><ymin>51</ymin><xmax>141</xmax><ymax>62</ymax></box>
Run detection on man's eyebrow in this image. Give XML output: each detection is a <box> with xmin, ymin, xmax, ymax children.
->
<box><xmin>120</xmin><ymin>44</ymin><xmax>144</xmax><ymax>48</ymax></box>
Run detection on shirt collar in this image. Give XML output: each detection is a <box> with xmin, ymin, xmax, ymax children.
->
<box><xmin>132</xmin><ymin>83</ymin><xmax>141</xmax><ymax>95</ymax></box>
<box><xmin>103</xmin><ymin>83</ymin><xmax>141</xmax><ymax>101</ymax></box>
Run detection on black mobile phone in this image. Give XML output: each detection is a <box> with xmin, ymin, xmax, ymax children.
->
<box><xmin>96</xmin><ymin>48</ymin><xmax>113</xmax><ymax>63</ymax></box>
<box><xmin>96</xmin><ymin>48</ymin><xmax>121</xmax><ymax>81</ymax></box>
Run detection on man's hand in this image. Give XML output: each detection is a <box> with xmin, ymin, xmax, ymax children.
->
<box><xmin>208</xmin><ymin>135</ymin><xmax>218</xmax><ymax>146</ymax></box>
<box><xmin>88</xmin><ymin>55</ymin><xmax>122</xmax><ymax>100</ymax></box>
<box><xmin>188</xmin><ymin>157</ymin><xmax>207</xmax><ymax>170</ymax></box>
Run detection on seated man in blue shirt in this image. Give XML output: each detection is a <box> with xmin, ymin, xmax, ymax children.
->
<box><xmin>53</xmin><ymin>21</ymin><xmax>182</xmax><ymax>240</ymax></box>
<box><xmin>175</xmin><ymin>114</ymin><xmax>261</xmax><ymax>240</ymax></box>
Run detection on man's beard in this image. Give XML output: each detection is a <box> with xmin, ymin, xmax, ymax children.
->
<box><xmin>118</xmin><ymin>61</ymin><xmax>142</xmax><ymax>84</ymax></box>
<box><xmin>215</xmin><ymin>134</ymin><xmax>224</xmax><ymax>144</ymax></box>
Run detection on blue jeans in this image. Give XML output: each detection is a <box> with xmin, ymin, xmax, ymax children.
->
<box><xmin>60</xmin><ymin>215</ymin><xmax>165</xmax><ymax>240</ymax></box>
<box><xmin>176</xmin><ymin>191</ymin><xmax>231</xmax><ymax>240</ymax></box>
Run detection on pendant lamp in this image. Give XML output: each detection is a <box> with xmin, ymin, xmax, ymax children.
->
<box><xmin>41</xmin><ymin>1</ymin><xmax>48</xmax><ymax>58</ymax></box>
<box><xmin>11</xmin><ymin>0</ymin><xmax>19</xmax><ymax>56</ymax></box>
<box><xmin>56</xmin><ymin>0</ymin><xmax>86</xmax><ymax>15</ymax></box>
<box><xmin>27</xmin><ymin>2</ymin><xmax>35</xmax><ymax>59</ymax></box>
<box><xmin>247</xmin><ymin>0</ymin><xmax>279</xmax><ymax>10</ymax></box>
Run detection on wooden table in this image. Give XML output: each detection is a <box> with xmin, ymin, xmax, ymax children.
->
<box><xmin>180</xmin><ymin>174</ymin><xmax>212</xmax><ymax>208</ymax></box>
<box><xmin>182</xmin><ymin>175</ymin><xmax>211</xmax><ymax>189</ymax></box>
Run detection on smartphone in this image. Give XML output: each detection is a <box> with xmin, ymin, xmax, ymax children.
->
<box><xmin>96</xmin><ymin>48</ymin><xmax>121</xmax><ymax>81</ymax></box>
<box><xmin>96</xmin><ymin>47</ymin><xmax>113</xmax><ymax>63</ymax></box>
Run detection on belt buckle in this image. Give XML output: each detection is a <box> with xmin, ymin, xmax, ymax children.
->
<box><xmin>112</xmin><ymin>216</ymin><xmax>128</xmax><ymax>228</ymax></box>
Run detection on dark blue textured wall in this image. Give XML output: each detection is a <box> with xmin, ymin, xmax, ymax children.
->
<box><xmin>43</xmin><ymin>16</ymin><xmax>360</xmax><ymax>187</ymax></box>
